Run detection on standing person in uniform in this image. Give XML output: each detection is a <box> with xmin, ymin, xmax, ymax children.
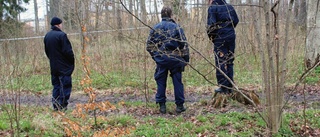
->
<box><xmin>207</xmin><ymin>0</ymin><xmax>239</xmax><ymax>93</ymax></box>
<box><xmin>146</xmin><ymin>7</ymin><xmax>190</xmax><ymax>114</ymax></box>
<box><xmin>44</xmin><ymin>17</ymin><xmax>75</xmax><ymax>111</ymax></box>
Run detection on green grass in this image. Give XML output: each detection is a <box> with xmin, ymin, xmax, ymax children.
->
<box><xmin>1</xmin><ymin>42</ymin><xmax>318</xmax><ymax>92</ymax></box>
<box><xmin>305</xmin><ymin>66</ymin><xmax>320</xmax><ymax>84</ymax></box>
<box><xmin>0</xmin><ymin>103</ymin><xmax>319</xmax><ymax>136</ymax></box>
<box><xmin>105</xmin><ymin>115</ymin><xmax>136</xmax><ymax>127</ymax></box>
<box><xmin>0</xmin><ymin>106</ymin><xmax>64</xmax><ymax>136</ymax></box>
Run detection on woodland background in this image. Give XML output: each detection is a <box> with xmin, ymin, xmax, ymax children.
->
<box><xmin>0</xmin><ymin>0</ymin><xmax>319</xmax><ymax>136</ymax></box>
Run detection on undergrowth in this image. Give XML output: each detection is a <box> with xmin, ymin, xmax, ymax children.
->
<box><xmin>0</xmin><ymin>105</ymin><xmax>318</xmax><ymax>136</ymax></box>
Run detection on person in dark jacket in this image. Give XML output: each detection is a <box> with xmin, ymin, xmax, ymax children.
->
<box><xmin>207</xmin><ymin>0</ymin><xmax>239</xmax><ymax>93</ymax></box>
<box><xmin>44</xmin><ymin>17</ymin><xmax>75</xmax><ymax>111</ymax></box>
<box><xmin>146</xmin><ymin>7</ymin><xmax>190</xmax><ymax>114</ymax></box>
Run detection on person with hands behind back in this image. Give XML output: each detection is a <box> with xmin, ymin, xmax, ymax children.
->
<box><xmin>44</xmin><ymin>17</ymin><xmax>75</xmax><ymax>111</ymax></box>
<box><xmin>146</xmin><ymin>7</ymin><xmax>190</xmax><ymax>114</ymax></box>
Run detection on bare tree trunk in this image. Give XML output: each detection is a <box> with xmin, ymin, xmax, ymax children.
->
<box><xmin>49</xmin><ymin>0</ymin><xmax>60</xmax><ymax>18</ymax></box>
<box><xmin>84</xmin><ymin>0</ymin><xmax>90</xmax><ymax>27</ymax></box>
<box><xmin>94</xmin><ymin>3</ymin><xmax>99</xmax><ymax>30</ymax></box>
<box><xmin>34</xmin><ymin>0</ymin><xmax>39</xmax><ymax>33</ymax></box>
<box><xmin>67</xmin><ymin>1</ymin><xmax>72</xmax><ymax>31</ymax></box>
<box><xmin>0</xmin><ymin>1</ymin><xmax>3</xmax><ymax>37</ymax></box>
<box><xmin>298</xmin><ymin>0</ymin><xmax>307</xmax><ymax>27</ymax></box>
<box><xmin>262</xmin><ymin>1</ymin><xmax>272</xmax><ymax>134</ymax></box>
<box><xmin>305</xmin><ymin>0</ymin><xmax>320</xmax><ymax>68</ymax></box>
<box><xmin>280</xmin><ymin>0</ymin><xmax>289</xmax><ymax>18</ymax></box>
<box><xmin>116</xmin><ymin>2</ymin><xmax>123</xmax><ymax>39</ymax></box>
<box><xmin>258</xmin><ymin>0</ymin><xmax>294</xmax><ymax>135</ymax></box>
<box><xmin>294</xmin><ymin>0</ymin><xmax>299</xmax><ymax>23</ymax></box>
<box><xmin>129</xmin><ymin>0</ymin><xmax>134</xmax><ymax>27</ymax></box>
<box><xmin>140</xmin><ymin>0</ymin><xmax>147</xmax><ymax>23</ymax></box>
<box><xmin>135</xmin><ymin>0</ymin><xmax>139</xmax><ymax>24</ymax></box>
<box><xmin>247</xmin><ymin>0</ymin><xmax>257</xmax><ymax>58</ymax></box>
<box><xmin>104</xmin><ymin>1</ymin><xmax>110</xmax><ymax>30</ymax></box>
<box><xmin>153</xmin><ymin>0</ymin><xmax>159</xmax><ymax>22</ymax></box>
<box><xmin>45</xmin><ymin>0</ymin><xmax>51</xmax><ymax>30</ymax></box>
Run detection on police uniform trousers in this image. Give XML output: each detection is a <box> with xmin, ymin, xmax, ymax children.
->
<box><xmin>154</xmin><ymin>64</ymin><xmax>185</xmax><ymax>105</ymax></box>
<box><xmin>213</xmin><ymin>34</ymin><xmax>236</xmax><ymax>88</ymax></box>
<box><xmin>51</xmin><ymin>75</ymin><xmax>72</xmax><ymax>110</ymax></box>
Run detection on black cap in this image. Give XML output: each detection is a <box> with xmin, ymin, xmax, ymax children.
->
<box><xmin>50</xmin><ymin>17</ymin><xmax>62</xmax><ymax>26</ymax></box>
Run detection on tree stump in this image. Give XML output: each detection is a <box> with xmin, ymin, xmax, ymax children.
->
<box><xmin>211</xmin><ymin>90</ymin><xmax>260</xmax><ymax>108</ymax></box>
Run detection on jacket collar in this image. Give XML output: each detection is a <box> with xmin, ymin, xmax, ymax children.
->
<box><xmin>51</xmin><ymin>25</ymin><xmax>62</xmax><ymax>31</ymax></box>
<box><xmin>162</xmin><ymin>17</ymin><xmax>176</xmax><ymax>24</ymax></box>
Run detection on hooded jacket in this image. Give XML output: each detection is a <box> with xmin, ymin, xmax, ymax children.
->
<box><xmin>207</xmin><ymin>0</ymin><xmax>239</xmax><ymax>40</ymax></box>
<box><xmin>44</xmin><ymin>26</ymin><xmax>75</xmax><ymax>76</ymax></box>
<box><xmin>146</xmin><ymin>17</ymin><xmax>189</xmax><ymax>67</ymax></box>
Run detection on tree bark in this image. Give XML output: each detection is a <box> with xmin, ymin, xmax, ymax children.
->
<box><xmin>34</xmin><ymin>0</ymin><xmax>39</xmax><ymax>33</ymax></box>
<box><xmin>294</xmin><ymin>0</ymin><xmax>299</xmax><ymax>23</ymax></box>
<box><xmin>49</xmin><ymin>0</ymin><xmax>60</xmax><ymax>18</ymax></box>
<box><xmin>305</xmin><ymin>0</ymin><xmax>320</xmax><ymax>68</ymax></box>
<box><xmin>129</xmin><ymin>0</ymin><xmax>134</xmax><ymax>27</ymax></box>
<box><xmin>299</xmin><ymin>0</ymin><xmax>307</xmax><ymax>27</ymax></box>
<box><xmin>116</xmin><ymin>2</ymin><xmax>123</xmax><ymax>39</ymax></box>
<box><xmin>153</xmin><ymin>0</ymin><xmax>159</xmax><ymax>23</ymax></box>
<box><xmin>140</xmin><ymin>0</ymin><xmax>147</xmax><ymax>23</ymax></box>
<box><xmin>94</xmin><ymin>2</ymin><xmax>100</xmax><ymax>30</ymax></box>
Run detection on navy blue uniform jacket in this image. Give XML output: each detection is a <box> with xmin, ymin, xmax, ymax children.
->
<box><xmin>44</xmin><ymin>26</ymin><xmax>75</xmax><ymax>76</ymax></box>
<box><xmin>146</xmin><ymin>18</ymin><xmax>189</xmax><ymax>67</ymax></box>
<box><xmin>207</xmin><ymin>0</ymin><xmax>239</xmax><ymax>40</ymax></box>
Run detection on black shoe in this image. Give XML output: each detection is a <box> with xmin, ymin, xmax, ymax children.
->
<box><xmin>176</xmin><ymin>104</ymin><xmax>186</xmax><ymax>113</ymax></box>
<box><xmin>159</xmin><ymin>102</ymin><xmax>166</xmax><ymax>114</ymax></box>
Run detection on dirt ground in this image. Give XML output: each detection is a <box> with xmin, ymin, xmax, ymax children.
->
<box><xmin>1</xmin><ymin>84</ymin><xmax>319</xmax><ymax>116</ymax></box>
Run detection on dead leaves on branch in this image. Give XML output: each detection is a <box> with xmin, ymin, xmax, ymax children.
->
<box><xmin>60</xmin><ymin>25</ymin><xmax>134</xmax><ymax>137</ymax></box>
<box><xmin>58</xmin><ymin>101</ymin><xmax>134</xmax><ymax>137</ymax></box>
<box><xmin>71</xmin><ymin>101</ymin><xmax>116</xmax><ymax>119</ymax></box>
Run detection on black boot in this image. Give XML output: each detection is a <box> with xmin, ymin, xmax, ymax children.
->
<box><xmin>214</xmin><ymin>87</ymin><xmax>229</xmax><ymax>93</ymax></box>
<box><xmin>159</xmin><ymin>102</ymin><xmax>166</xmax><ymax>114</ymax></box>
<box><xmin>176</xmin><ymin>104</ymin><xmax>186</xmax><ymax>113</ymax></box>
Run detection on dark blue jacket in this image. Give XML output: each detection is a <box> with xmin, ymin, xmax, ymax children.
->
<box><xmin>207</xmin><ymin>0</ymin><xmax>239</xmax><ymax>40</ymax></box>
<box><xmin>44</xmin><ymin>26</ymin><xmax>75</xmax><ymax>76</ymax></box>
<box><xmin>146</xmin><ymin>18</ymin><xmax>189</xmax><ymax>67</ymax></box>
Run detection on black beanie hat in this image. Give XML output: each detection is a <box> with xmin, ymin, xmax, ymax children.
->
<box><xmin>50</xmin><ymin>17</ymin><xmax>62</xmax><ymax>26</ymax></box>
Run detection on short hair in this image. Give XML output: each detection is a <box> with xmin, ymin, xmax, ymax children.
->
<box><xmin>161</xmin><ymin>7</ymin><xmax>172</xmax><ymax>18</ymax></box>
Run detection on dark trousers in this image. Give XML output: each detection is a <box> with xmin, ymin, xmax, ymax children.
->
<box><xmin>51</xmin><ymin>75</ymin><xmax>72</xmax><ymax>110</ymax></box>
<box><xmin>213</xmin><ymin>35</ymin><xmax>236</xmax><ymax>88</ymax></box>
<box><xmin>154</xmin><ymin>65</ymin><xmax>185</xmax><ymax>105</ymax></box>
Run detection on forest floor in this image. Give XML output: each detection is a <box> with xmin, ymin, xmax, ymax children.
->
<box><xmin>1</xmin><ymin>84</ymin><xmax>319</xmax><ymax>116</ymax></box>
<box><xmin>0</xmin><ymin>84</ymin><xmax>319</xmax><ymax>136</ymax></box>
